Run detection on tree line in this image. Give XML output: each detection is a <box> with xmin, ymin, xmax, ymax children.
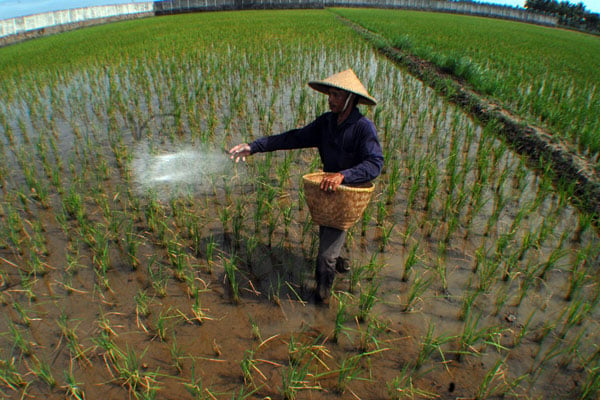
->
<box><xmin>525</xmin><ymin>0</ymin><xmax>599</xmax><ymax>31</ymax></box>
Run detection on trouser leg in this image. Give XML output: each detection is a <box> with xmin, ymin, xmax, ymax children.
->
<box><xmin>315</xmin><ymin>226</ymin><xmax>347</xmax><ymax>297</ymax></box>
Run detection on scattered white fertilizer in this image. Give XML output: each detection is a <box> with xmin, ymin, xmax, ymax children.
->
<box><xmin>132</xmin><ymin>142</ymin><xmax>236</xmax><ymax>199</ymax></box>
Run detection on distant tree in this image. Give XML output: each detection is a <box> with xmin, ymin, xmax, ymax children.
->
<box><xmin>584</xmin><ymin>12</ymin><xmax>599</xmax><ymax>31</ymax></box>
<box><xmin>526</xmin><ymin>0</ymin><xmax>598</xmax><ymax>31</ymax></box>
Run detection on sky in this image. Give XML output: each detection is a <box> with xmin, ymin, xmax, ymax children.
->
<box><xmin>0</xmin><ymin>0</ymin><xmax>599</xmax><ymax>20</ymax></box>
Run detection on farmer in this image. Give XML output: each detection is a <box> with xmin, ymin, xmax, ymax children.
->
<box><xmin>229</xmin><ymin>69</ymin><xmax>383</xmax><ymax>304</ymax></box>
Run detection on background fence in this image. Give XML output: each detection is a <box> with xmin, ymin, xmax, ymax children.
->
<box><xmin>0</xmin><ymin>2</ymin><xmax>153</xmax><ymax>45</ymax></box>
<box><xmin>328</xmin><ymin>0</ymin><xmax>558</xmax><ymax>24</ymax></box>
<box><xmin>0</xmin><ymin>0</ymin><xmax>558</xmax><ymax>46</ymax></box>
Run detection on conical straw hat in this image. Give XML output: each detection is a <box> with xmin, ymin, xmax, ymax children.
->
<box><xmin>308</xmin><ymin>69</ymin><xmax>377</xmax><ymax>106</ymax></box>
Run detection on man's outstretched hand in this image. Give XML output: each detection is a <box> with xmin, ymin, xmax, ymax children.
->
<box><xmin>229</xmin><ymin>143</ymin><xmax>251</xmax><ymax>163</ymax></box>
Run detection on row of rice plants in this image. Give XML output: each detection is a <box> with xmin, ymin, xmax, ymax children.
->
<box><xmin>0</xmin><ymin>9</ymin><xmax>598</xmax><ymax>399</ymax></box>
<box><xmin>356</xmin><ymin>57</ymin><xmax>600</xmax><ymax>397</ymax></box>
<box><xmin>332</xmin><ymin>7</ymin><xmax>600</xmax><ymax>160</ymax></box>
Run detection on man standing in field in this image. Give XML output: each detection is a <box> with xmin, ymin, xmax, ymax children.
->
<box><xmin>229</xmin><ymin>69</ymin><xmax>383</xmax><ymax>304</ymax></box>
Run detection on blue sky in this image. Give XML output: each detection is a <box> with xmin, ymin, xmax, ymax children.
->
<box><xmin>1</xmin><ymin>0</ymin><xmax>599</xmax><ymax>20</ymax></box>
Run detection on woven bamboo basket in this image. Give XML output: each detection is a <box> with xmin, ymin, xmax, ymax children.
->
<box><xmin>302</xmin><ymin>172</ymin><xmax>375</xmax><ymax>231</ymax></box>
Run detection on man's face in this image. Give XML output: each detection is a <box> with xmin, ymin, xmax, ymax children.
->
<box><xmin>328</xmin><ymin>88</ymin><xmax>350</xmax><ymax>114</ymax></box>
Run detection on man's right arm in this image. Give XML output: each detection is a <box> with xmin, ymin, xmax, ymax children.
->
<box><xmin>250</xmin><ymin>115</ymin><xmax>325</xmax><ymax>154</ymax></box>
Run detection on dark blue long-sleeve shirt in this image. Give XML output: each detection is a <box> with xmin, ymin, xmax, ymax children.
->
<box><xmin>249</xmin><ymin>108</ymin><xmax>383</xmax><ymax>184</ymax></box>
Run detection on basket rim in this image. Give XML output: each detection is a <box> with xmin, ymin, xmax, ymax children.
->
<box><xmin>302</xmin><ymin>171</ymin><xmax>374</xmax><ymax>193</ymax></box>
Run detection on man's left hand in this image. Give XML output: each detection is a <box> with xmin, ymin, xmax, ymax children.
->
<box><xmin>320</xmin><ymin>172</ymin><xmax>344</xmax><ymax>192</ymax></box>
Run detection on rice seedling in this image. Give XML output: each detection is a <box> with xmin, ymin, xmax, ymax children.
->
<box><xmin>456</xmin><ymin>310</ymin><xmax>500</xmax><ymax>362</ymax></box>
<box><xmin>134</xmin><ymin>289</ymin><xmax>151</xmax><ymax>320</ymax></box>
<box><xmin>375</xmin><ymin>197</ymin><xmax>387</xmax><ymax>228</ymax></box>
<box><xmin>154</xmin><ymin>308</ymin><xmax>176</xmax><ymax>342</ymax></box>
<box><xmin>434</xmin><ymin>245</ymin><xmax>450</xmax><ymax>293</ymax></box>
<box><xmin>123</xmin><ymin>220</ymin><xmax>141</xmax><ymax>269</ymax></box>
<box><xmin>348</xmin><ymin>260</ymin><xmax>366</xmax><ymax>294</ymax></box>
<box><xmin>334</xmin><ymin>352</ymin><xmax>368</xmax><ymax>394</ymax></box>
<box><xmin>397</xmin><ymin>220</ymin><xmax>414</xmax><ymax>250</ymax></box>
<box><xmin>63</xmin><ymin>184</ymin><xmax>86</xmax><ymax>224</ymax></box>
<box><xmin>27</xmin><ymin>355</ymin><xmax>56</xmax><ymax>389</ymax></box>
<box><xmin>244</xmin><ymin>234</ymin><xmax>259</xmax><ymax>269</ymax></box>
<box><xmin>529</xmin><ymin>334</ymin><xmax>573</xmax><ymax>382</ymax></box>
<box><xmin>104</xmin><ymin>344</ymin><xmax>160</xmax><ymax>397</ymax></box>
<box><xmin>222</xmin><ymin>255</ymin><xmax>241</xmax><ymax>304</ymax></box>
<box><xmin>572</xmin><ymin>212</ymin><xmax>594</xmax><ymax>243</ymax></box>
<box><xmin>12</xmin><ymin>302</ymin><xmax>34</xmax><ymax>327</ymax></box>
<box><xmin>558</xmin><ymin>297</ymin><xmax>593</xmax><ymax>340</ymax></box>
<box><xmin>355</xmin><ymin>317</ymin><xmax>389</xmax><ymax>353</ymax></box>
<box><xmin>205</xmin><ymin>234</ymin><xmax>216</xmax><ymax>273</ymax></box>
<box><xmin>415</xmin><ymin>322</ymin><xmax>453</xmax><ymax>370</ymax></box>
<box><xmin>248</xmin><ymin>316</ymin><xmax>262</xmax><ymax>342</ymax></box>
<box><xmin>385</xmin><ymin>157</ymin><xmax>402</xmax><ymax>206</ymax></box>
<box><xmin>360</xmin><ymin>201</ymin><xmax>374</xmax><ymax>237</ymax></box>
<box><xmin>182</xmin><ymin>289</ymin><xmax>210</xmax><ymax>325</ymax></box>
<box><xmin>378</xmin><ymin>220</ymin><xmax>395</xmax><ymax>252</ymax></box>
<box><xmin>62</xmin><ymin>368</ymin><xmax>86</xmax><ymax>400</ymax></box>
<box><xmin>96</xmin><ymin>309</ymin><xmax>121</xmax><ymax>338</ymax></box>
<box><xmin>281</xmin><ymin>202</ymin><xmax>294</xmax><ymax>238</ymax></box>
<box><xmin>358</xmin><ymin>280</ymin><xmax>380</xmax><ymax>322</ymax></box>
<box><xmin>267</xmin><ymin>273</ymin><xmax>284</xmax><ymax>306</ymax></box>
<box><xmin>183</xmin><ymin>364</ymin><xmax>213</xmax><ymax>399</ymax></box>
<box><xmin>557</xmin><ymin>329</ymin><xmax>586</xmax><ymax>369</ymax></box>
<box><xmin>170</xmin><ymin>334</ymin><xmax>185</xmax><ymax>375</ymax></box>
<box><xmin>83</xmin><ymin>222</ymin><xmax>111</xmax><ymax>284</ymax></box>
<box><xmin>565</xmin><ymin>249</ymin><xmax>591</xmax><ymax>302</ymax></box>
<box><xmin>477</xmin><ymin>252</ymin><xmax>501</xmax><ymax>292</ymax></box>
<box><xmin>476</xmin><ymin>357</ymin><xmax>525</xmax><ymax>399</ymax></box>
<box><xmin>217</xmin><ymin>206</ymin><xmax>231</xmax><ymax>243</ymax></box>
<box><xmin>387</xmin><ymin>364</ymin><xmax>435</xmax><ymax>399</ymax></box>
<box><xmin>423</xmin><ymin>162</ymin><xmax>439</xmax><ymax>215</ymax></box>
<box><xmin>361</xmin><ymin>252</ymin><xmax>385</xmax><ymax>282</ymax></box>
<box><xmin>0</xmin><ymin>356</ymin><xmax>27</xmax><ymax>392</ymax></box>
<box><xmin>492</xmin><ymin>282</ymin><xmax>511</xmax><ymax>317</ymax></box>
<box><xmin>332</xmin><ymin>292</ymin><xmax>349</xmax><ymax>343</ymax></box>
<box><xmin>8</xmin><ymin>322</ymin><xmax>33</xmax><ymax>357</ymax></box>
<box><xmin>405</xmin><ymin>161</ymin><xmax>424</xmax><ymax>216</ymax></box>
<box><xmin>147</xmin><ymin>257</ymin><xmax>169</xmax><ymax>298</ymax></box>
<box><xmin>580</xmin><ymin>361</ymin><xmax>600</xmax><ymax>400</ymax></box>
<box><xmin>403</xmin><ymin>273</ymin><xmax>432</xmax><ymax>312</ymax></box>
<box><xmin>536</xmin><ymin>233</ymin><xmax>569</xmax><ymax>280</ymax></box>
<box><xmin>57</xmin><ymin>311</ymin><xmax>91</xmax><ymax>365</ymax></box>
<box><xmin>231</xmin><ymin>384</ymin><xmax>260</xmax><ymax>400</ymax></box>
<box><xmin>281</xmin><ymin>337</ymin><xmax>321</xmax><ymax>400</ymax></box>
<box><xmin>458</xmin><ymin>285</ymin><xmax>482</xmax><ymax>321</ymax></box>
<box><xmin>167</xmin><ymin>239</ymin><xmax>189</xmax><ymax>282</ymax></box>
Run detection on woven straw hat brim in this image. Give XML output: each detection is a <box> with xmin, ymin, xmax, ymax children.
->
<box><xmin>308</xmin><ymin>69</ymin><xmax>377</xmax><ymax>106</ymax></box>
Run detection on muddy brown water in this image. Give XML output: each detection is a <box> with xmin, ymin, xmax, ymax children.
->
<box><xmin>0</xmin><ymin>167</ymin><xmax>595</xmax><ymax>399</ymax></box>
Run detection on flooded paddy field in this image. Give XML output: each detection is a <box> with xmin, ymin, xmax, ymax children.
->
<box><xmin>0</xmin><ymin>10</ymin><xmax>598</xmax><ymax>400</ymax></box>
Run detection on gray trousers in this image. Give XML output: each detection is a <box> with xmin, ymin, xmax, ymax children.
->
<box><xmin>315</xmin><ymin>226</ymin><xmax>347</xmax><ymax>290</ymax></box>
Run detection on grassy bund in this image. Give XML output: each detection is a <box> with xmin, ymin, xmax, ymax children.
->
<box><xmin>0</xmin><ymin>9</ymin><xmax>599</xmax><ymax>400</ymax></box>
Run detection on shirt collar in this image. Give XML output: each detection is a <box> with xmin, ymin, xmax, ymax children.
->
<box><xmin>329</xmin><ymin>107</ymin><xmax>362</xmax><ymax>127</ymax></box>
